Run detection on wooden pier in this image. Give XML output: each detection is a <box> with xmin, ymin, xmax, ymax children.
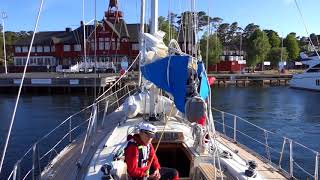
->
<box><xmin>0</xmin><ymin>72</ymin><xmax>134</xmax><ymax>94</ymax></box>
<box><xmin>209</xmin><ymin>74</ymin><xmax>292</xmax><ymax>87</ymax></box>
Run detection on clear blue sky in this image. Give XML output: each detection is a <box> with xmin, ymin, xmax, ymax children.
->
<box><xmin>1</xmin><ymin>0</ymin><xmax>319</xmax><ymax>37</ymax></box>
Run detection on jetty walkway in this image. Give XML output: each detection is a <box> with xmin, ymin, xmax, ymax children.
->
<box><xmin>209</xmin><ymin>73</ymin><xmax>292</xmax><ymax>87</ymax></box>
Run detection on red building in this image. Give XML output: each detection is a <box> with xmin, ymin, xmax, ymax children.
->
<box><xmin>13</xmin><ymin>0</ymin><xmax>140</xmax><ymax>72</ymax></box>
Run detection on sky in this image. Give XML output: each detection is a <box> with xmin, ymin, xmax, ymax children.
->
<box><xmin>0</xmin><ymin>0</ymin><xmax>319</xmax><ymax>38</ymax></box>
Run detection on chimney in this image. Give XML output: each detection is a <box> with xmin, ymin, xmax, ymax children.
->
<box><xmin>80</xmin><ymin>21</ymin><xmax>84</xmax><ymax>27</ymax></box>
<box><xmin>65</xmin><ymin>27</ymin><xmax>72</xmax><ymax>32</ymax></box>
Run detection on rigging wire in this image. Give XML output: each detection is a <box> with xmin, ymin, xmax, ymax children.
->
<box><xmin>82</xmin><ymin>0</ymin><xmax>88</xmax><ymax>72</ymax></box>
<box><xmin>205</xmin><ymin>0</ymin><xmax>211</xmax><ymax>72</ymax></box>
<box><xmin>293</xmin><ymin>0</ymin><xmax>320</xmax><ymax>58</ymax></box>
<box><xmin>0</xmin><ymin>0</ymin><xmax>45</xmax><ymax>174</ymax></box>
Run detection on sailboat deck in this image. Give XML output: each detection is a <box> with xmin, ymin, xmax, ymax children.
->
<box><xmin>216</xmin><ymin>136</ymin><xmax>288</xmax><ymax>179</ymax></box>
<box><xmin>41</xmin><ymin>109</ymin><xmax>126</xmax><ymax>180</ymax></box>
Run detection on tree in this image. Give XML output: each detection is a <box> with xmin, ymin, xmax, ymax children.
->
<box><xmin>217</xmin><ymin>23</ymin><xmax>229</xmax><ymax>45</ymax></box>
<box><xmin>243</xmin><ymin>23</ymin><xmax>260</xmax><ymax>38</ymax></box>
<box><xmin>310</xmin><ymin>33</ymin><xmax>320</xmax><ymax>46</ymax></box>
<box><xmin>285</xmin><ymin>34</ymin><xmax>300</xmax><ymax>60</ymax></box>
<box><xmin>200</xmin><ymin>33</ymin><xmax>223</xmax><ymax>67</ymax></box>
<box><xmin>177</xmin><ymin>11</ymin><xmax>212</xmax><ymax>32</ymax></box>
<box><xmin>246</xmin><ymin>29</ymin><xmax>271</xmax><ymax>69</ymax></box>
<box><xmin>267</xmin><ymin>31</ymin><xmax>281</xmax><ymax>48</ymax></box>
<box><xmin>211</xmin><ymin>17</ymin><xmax>223</xmax><ymax>31</ymax></box>
<box><xmin>267</xmin><ymin>47</ymin><xmax>288</xmax><ymax>67</ymax></box>
<box><xmin>158</xmin><ymin>16</ymin><xmax>177</xmax><ymax>45</ymax></box>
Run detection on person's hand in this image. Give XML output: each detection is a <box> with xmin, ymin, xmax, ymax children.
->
<box><xmin>148</xmin><ymin>169</ymin><xmax>161</xmax><ymax>180</ymax></box>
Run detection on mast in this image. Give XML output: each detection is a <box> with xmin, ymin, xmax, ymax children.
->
<box><xmin>149</xmin><ymin>0</ymin><xmax>159</xmax><ymax>121</ymax></box>
<box><xmin>82</xmin><ymin>0</ymin><xmax>87</xmax><ymax>72</ymax></box>
<box><xmin>138</xmin><ymin>0</ymin><xmax>145</xmax><ymax>86</ymax></box>
<box><xmin>151</xmin><ymin>0</ymin><xmax>158</xmax><ymax>35</ymax></box>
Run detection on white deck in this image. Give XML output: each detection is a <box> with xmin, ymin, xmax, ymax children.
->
<box><xmin>84</xmin><ymin>108</ymin><xmax>288</xmax><ymax>180</ymax></box>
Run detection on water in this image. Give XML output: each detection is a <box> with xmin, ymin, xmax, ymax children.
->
<box><xmin>0</xmin><ymin>86</ymin><xmax>319</xmax><ymax>178</ymax></box>
<box><xmin>212</xmin><ymin>86</ymin><xmax>320</xmax><ymax>178</ymax></box>
<box><xmin>0</xmin><ymin>94</ymin><xmax>94</xmax><ymax>179</ymax></box>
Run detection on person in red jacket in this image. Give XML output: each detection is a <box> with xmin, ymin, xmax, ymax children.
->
<box><xmin>125</xmin><ymin>123</ymin><xmax>178</xmax><ymax>180</ymax></box>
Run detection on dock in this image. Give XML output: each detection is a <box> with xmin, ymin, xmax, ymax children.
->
<box><xmin>209</xmin><ymin>74</ymin><xmax>292</xmax><ymax>87</ymax></box>
<box><xmin>0</xmin><ymin>72</ymin><xmax>137</xmax><ymax>94</ymax></box>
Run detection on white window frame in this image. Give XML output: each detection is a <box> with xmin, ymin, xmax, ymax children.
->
<box><xmin>36</xmin><ymin>46</ymin><xmax>43</xmax><ymax>53</ymax></box>
<box><xmin>63</xmin><ymin>45</ymin><xmax>71</xmax><ymax>52</ymax></box>
<box><xmin>15</xmin><ymin>46</ymin><xmax>22</xmax><ymax>53</ymax></box>
<box><xmin>22</xmin><ymin>46</ymin><xmax>28</xmax><ymax>52</ymax></box>
<box><xmin>74</xmin><ymin>44</ymin><xmax>81</xmax><ymax>51</ymax></box>
<box><xmin>44</xmin><ymin>46</ymin><xmax>50</xmax><ymax>52</ymax></box>
<box><xmin>132</xmin><ymin>43</ymin><xmax>139</xmax><ymax>51</ymax></box>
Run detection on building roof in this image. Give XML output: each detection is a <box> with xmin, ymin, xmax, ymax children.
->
<box><xmin>127</xmin><ymin>24</ymin><xmax>140</xmax><ymax>42</ymax></box>
<box><xmin>14</xmin><ymin>21</ymin><xmax>144</xmax><ymax>46</ymax></box>
<box><xmin>14</xmin><ymin>31</ymin><xmax>68</xmax><ymax>46</ymax></box>
<box><xmin>15</xmin><ymin>21</ymin><xmax>135</xmax><ymax>46</ymax></box>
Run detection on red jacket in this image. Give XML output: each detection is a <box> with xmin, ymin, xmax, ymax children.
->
<box><xmin>125</xmin><ymin>134</ymin><xmax>161</xmax><ymax>178</ymax></box>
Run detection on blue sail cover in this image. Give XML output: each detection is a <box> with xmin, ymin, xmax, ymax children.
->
<box><xmin>198</xmin><ymin>62</ymin><xmax>210</xmax><ymax>100</ymax></box>
<box><xmin>141</xmin><ymin>55</ymin><xmax>189</xmax><ymax>112</ymax></box>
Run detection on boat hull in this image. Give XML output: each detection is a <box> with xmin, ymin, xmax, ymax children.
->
<box><xmin>289</xmin><ymin>73</ymin><xmax>320</xmax><ymax>91</ymax></box>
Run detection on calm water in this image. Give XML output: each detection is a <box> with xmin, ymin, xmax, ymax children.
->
<box><xmin>0</xmin><ymin>86</ymin><xmax>319</xmax><ymax>178</ymax></box>
<box><xmin>0</xmin><ymin>94</ymin><xmax>94</xmax><ymax>179</ymax></box>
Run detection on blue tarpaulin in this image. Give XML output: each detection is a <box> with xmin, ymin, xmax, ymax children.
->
<box><xmin>198</xmin><ymin>62</ymin><xmax>209</xmax><ymax>100</ymax></box>
<box><xmin>141</xmin><ymin>55</ymin><xmax>189</xmax><ymax>112</ymax></box>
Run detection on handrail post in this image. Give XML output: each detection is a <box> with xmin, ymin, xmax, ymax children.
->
<box><xmin>127</xmin><ymin>85</ymin><xmax>131</xmax><ymax>96</ymax></box>
<box><xmin>69</xmin><ymin>117</ymin><xmax>72</xmax><ymax>143</ymax></box>
<box><xmin>32</xmin><ymin>143</ymin><xmax>38</xmax><ymax>180</ymax></box>
<box><xmin>279</xmin><ymin>138</ymin><xmax>287</xmax><ymax>168</ymax></box>
<box><xmin>102</xmin><ymin>100</ymin><xmax>109</xmax><ymax>127</ymax></box>
<box><xmin>264</xmin><ymin>130</ymin><xmax>271</xmax><ymax>161</ymax></box>
<box><xmin>233</xmin><ymin>116</ymin><xmax>237</xmax><ymax>142</ymax></box>
<box><xmin>13</xmin><ymin>160</ymin><xmax>21</xmax><ymax>180</ymax></box>
<box><xmin>115</xmin><ymin>92</ymin><xmax>119</xmax><ymax>108</ymax></box>
<box><xmin>221</xmin><ymin>112</ymin><xmax>226</xmax><ymax>135</ymax></box>
<box><xmin>289</xmin><ymin>139</ymin><xmax>293</xmax><ymax>178</ymax></box>
<box><xmin>315</xmin><ymin>152</ymin><xmax>319</xmax><ymax>180</ymax></box>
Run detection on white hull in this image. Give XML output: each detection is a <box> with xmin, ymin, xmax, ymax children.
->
<box><xmin>289</xmin><ymin>73</ymin><xmax>320</xmax><ymax>91</ymax></box>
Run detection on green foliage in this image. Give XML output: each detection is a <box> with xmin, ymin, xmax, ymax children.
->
<box><xmin>268</xmin><ymin>32</ymin><xmax>281</xmax><ymax>48</ymax></box>
<box><xmin>285</xmin><ymin>34</ymin><xmax>300</xmax><ymax>60</ymax></box>
<box><xmin>158</xmin><ymin>16</ymin><xmax>177</xmax><ymax>45</ymax></box>
<box><xmin>217</xmin><ymin>23</ymin><xmax>230</xmax><ymax>45</ymax></box>
<box><xmin>243</xmin><ymin>23</ymin><xmax>260</xmax><ymax>38</ymax></box>
<box><xmin>0</xmin><ymin>31</ymin><xmax>25</xmax><ymax>65</ymax></box>
<box><xmin>200</xmin><ymin>33</ymin><xmax>223</xmax><ymax>66</ymax></box>
<box><xmin>267</xmin><ymin>47</ymin><xmax>288</xmax><ymax>66</ymax></box>
<box><xmin>246</xmin><ymin>29</ymin><xmax>271</xmax><ymax>67</ymax></box>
